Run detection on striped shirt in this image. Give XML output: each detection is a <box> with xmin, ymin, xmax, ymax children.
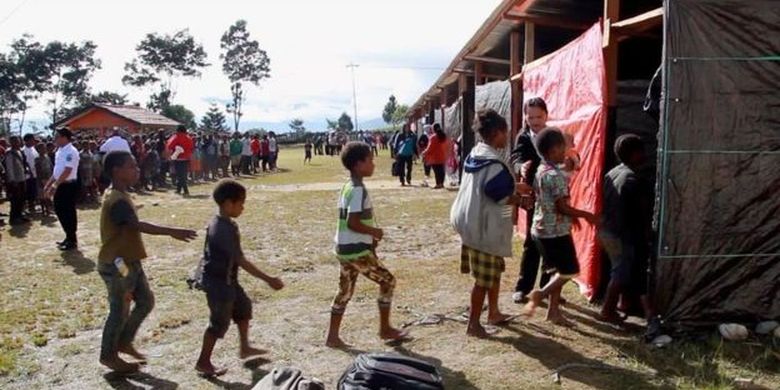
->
<box><xmin>334</xmin><ymin>178</ymin><xmax>375</xmax><ymax>261</ymax></box>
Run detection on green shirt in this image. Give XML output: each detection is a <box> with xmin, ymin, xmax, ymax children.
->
<box><xmin>230</xmin><ymin>139</ymin><xmax>243</xmax><ymax>156</ymax></box>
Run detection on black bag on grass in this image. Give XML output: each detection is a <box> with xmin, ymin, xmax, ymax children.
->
<box><xmin>338</xmin><ymin>353</ymin><xmax>444</xmax><ymax>390</ymax></box>
<box><xmin>391</xmin><ymin>161</ymin><xmax>401</xmax><ymax>177</ymax></box>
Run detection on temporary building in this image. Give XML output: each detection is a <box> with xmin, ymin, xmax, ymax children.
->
<box><xmin>407</xmin><ymin>0</ymin><xmax>779</xmax><ymax>327</ymax></box>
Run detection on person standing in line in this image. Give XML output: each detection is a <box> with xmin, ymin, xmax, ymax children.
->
<box><xmin>259</xmin><ymin>135</ymin><xmax>270</xmax><ymax>172</ymax></box>
<box><xmin>34</xmin><ymin>143</ymin><xmax>53</xmax><ymax>216</ymax></box>
<box><xmin>5</xmin><ymin>136</ymin><xmax>30</xmax><ymax>226</ymax></box>
<box><xmin>268</xmin><ymin>132</ymin><xmax>278</xmax><ymax>171</ymax></box>
<box><xmin>240</xmin><ymin>134</ymin><xmax>253</xmax><ymax>175</ymax></box>
<box><xmin>218</xmin><ymin>134</ymin><xmax>231</xmax><ymax>178</ymax></box>
<box><xmin>166</xmin><ymin>125</ymin><xmax>194</xmax><ymax>197</ymax></box>
<box><xmin>304</xmin><ymin>139</ymin><xmax>313</xmax><ymax>165</ymax></box>
<box><xmin>44</xmin><ymin>128</ymin><xmax>80</xmax><ymax>250</ymax></box>
<box><xmin>155</xmin><ymin>130</ymin><xmax>169</xmax><ymax>188</ymax></box>
<box><xmin>100</xmin><ymin>128</ymin><xmax>132</xmax><ymax>155</ymax></box>
<box><xmin>510</xmin><ymin>97</ymin><xmax>552</xmax><ymax>304</ymax></box>
<box><xmin>22</xmin><ymin>134</ymin><xmax>39</xmax><ymax>215</ymax></box>
<box><xmin>393</xmin><ymin>125</ymin><xmax>418</xmax><ymax>187</ymax></box>
<box><xmin>229</xmin><ymin>133</ymin><xmax>243</xmax><ymax>177</ymax></box>
<box><xmin>250</xmin><ymin>135</ymin><xmax>261</xmax><ymax>174</ymax></box>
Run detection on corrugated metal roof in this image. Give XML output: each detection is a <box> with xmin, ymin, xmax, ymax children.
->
<box><xmin>95</xmin><ymin>104</ymin><xmax>180</xmax><ymax>126</ymax></box>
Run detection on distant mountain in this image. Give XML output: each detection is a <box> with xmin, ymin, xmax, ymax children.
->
<box><xmin>239</xmin><ymin>117</ymin><xmax>390</xmax><ymax>133</ymax></box>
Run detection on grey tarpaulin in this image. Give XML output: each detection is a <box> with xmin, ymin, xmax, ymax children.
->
<box><xmin>654</xmin><ymin>0</ymin><xmax>780</xmax><ymax>327</ymax></box>
<box><xmin>475</xmin><ymin>80</ymin><xmax>512</xmax><ymax>161</ymax></box>
<box><xmin>433</xmin><ymin>108</ymin><xmax>443</xmax><ymax>129</ymax></box>
<box><xmin>443</xmin><ymin>99</ymin><xmax>462</xmax><ymax>139</ymax></box>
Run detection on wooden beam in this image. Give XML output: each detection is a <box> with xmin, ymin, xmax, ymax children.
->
<box><xmin>612</xmin><ymin>7</ymin><xmax>663</xmax><ymax>36</ymax></box>
<box><xmin>604</xmin><ymin>0</ymin><xmax>620</xmax><ymax>106</ymax></box>
<box><xmin>504</xmin><ymin>12</ymin><xmax>591</xmax><ymax>31</ymax></box>
<box><xmin>464</xmin><ymin>55</ymin><xmax>511</xmax><ymax>66</ymax></box>
<box><xmin>524</xmin><ymin>22</ymin><xmax>535</xmax><ymax>65</ymax></box>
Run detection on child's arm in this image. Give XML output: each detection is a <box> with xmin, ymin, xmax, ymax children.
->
<box><xmin>347</xmin><ymin>213</ymin><xmax>383</xmax><ymax>241</ymax></box>
<box><xmin>238</xmin><ymin>257</ymin><xmax>284</xmax><ymax>290</ymax></box>
<box><xmin>136</xmin><ymin>221</ymin><xmax>197</xmax><ymax>242</ymax></box>
<box><xmin>555</xmin><ymin>197</ymin><xmax>598</xmax><ymax>225</ymax></box>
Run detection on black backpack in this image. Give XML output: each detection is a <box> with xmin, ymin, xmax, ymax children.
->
<box><xmin>338</xmin><ymin>353</ymin><xmax>445</xmax><ymax>390</ymax></box>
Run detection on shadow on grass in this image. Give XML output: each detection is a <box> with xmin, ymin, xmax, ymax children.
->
<box><xmin>77</xmin><ymin>202</ymin><xmax>101</xmax><ymax>211</ymax></box>
<box><xmin>9</xmin><ymin>222</ymin><xmax>31</xmax><ymax>238</ymax></box>
<box><xmin>60</xmin><ymin>249</ymin><xmax>96</xmax><ymax>275</ymax></box>
<box><xmin>496</xmin><ymin>325</ymin><xmax>668</xmax><ymax>390</ymax></box>
<box><xmin>39</xmin><ymin>214</ymin><xmax>58</xmax><ymax>227</ymax></box>
<box><xmin>103</xmin><ymin>371</ymin><xmax>178</xmax><ymax>389</ymax></box>
<box><xmin>393</xmin><ymin>345</ymin><xmax>480</xmax><ymax>390</ymax></box>
<box><xmin>198</xmin><ymin>357</ymin><xmax>271</xmax><ymax>389</ymax></box>
<box><xmin>184</xmin><ymin>194</ymin><xmax>210</xmax><ymax>200</ymax></box>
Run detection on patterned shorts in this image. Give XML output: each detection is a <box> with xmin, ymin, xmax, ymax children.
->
<box><xmin>461</xmin><ymin>245</ymin><xmax>505</xmax><ymax>289</ymax></box>
<box><xmin>332</xmin><ymin>253</ymin><xmax>396</xmax><ymax>314</ymax></box>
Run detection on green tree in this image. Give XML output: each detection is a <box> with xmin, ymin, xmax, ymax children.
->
<box><xmin>123</xmin><ymin>29</ymin><xmax>209</xmax><ymax>110</ymax></box>
<box><xmin>162</xmin><ymin>104</ymin><xmax>197</xmax><ymax>130</ymax></box>
<box><xmin>338</xmin><ymin>112</ymin><xmax>354</xmax><ymax>132</ymax></box>
<box><xmin>1</xmin><ymin>36</ymin><xmax>51</xmax><ymax>134</ymax></box>
<box><xmin>325</xmin><ymin>118</ymin><xmax>338</xmax><ymax>130</ymax></box>
<box><xmin>288</xmin><ymin>118</ymin><xmax>305</xmax><ymax>136</ymax></box>
<box><xmin>221</xmin><ymin>20</ymin><xmax>271</xmax><ymax>132</ymax></box>
<box><xmin>391</xmin><ymin>104</ymin><xmax>409</xmax><ymax>129</ymax></box>
<box><xmin>44</xmin><ymin>40</ymin><xmax>101</xmax><ymax>124</ymax></box>
<box><xmin>58</xmin><ymin>90</ymin><xmax>129</xmax><ymax>120</ymax></box>
<box><xmin>382</xmin><ymin>94</ymin><xmax>397</xmax><ymax>126</ymax></box>
<box><xmin>200</xmin><ymin>104</ymin><xmax>228</xmax><ymax>133</ymax></box>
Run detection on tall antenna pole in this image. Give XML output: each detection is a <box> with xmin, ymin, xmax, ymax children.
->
<box><xmin>346</xmin><ymin>63</ymin><xmax>359</xmax><ymax>131</ymax></box>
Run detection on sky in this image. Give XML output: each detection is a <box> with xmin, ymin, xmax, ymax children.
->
<box><xmin>0</xmin><ymin>0</ymin><xmax>504</xmax><ymax>132</ymax></box>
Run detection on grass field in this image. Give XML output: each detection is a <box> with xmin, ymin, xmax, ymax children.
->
<box><xmin>1</xmin><ymin>147</ymin><xmax>778</xmax><ymax>389</ymax></box>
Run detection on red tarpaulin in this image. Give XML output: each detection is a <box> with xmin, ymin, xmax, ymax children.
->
<box><xmin>518</xmin><ymin>23</ymin><xmax>607</xmax><ymax>297</ymax></box>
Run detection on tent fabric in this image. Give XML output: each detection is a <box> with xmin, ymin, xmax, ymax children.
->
<box><xmin>475</xmin><ymin>80</ymin><xmax>512</xmax><ymax>162</ymax></box>
<box><xmin>443</xmin><ymin>99</ymin><xmax>462</xmax><ymax>139</ymax></box>
<box><xmin>654</xmin><ymin>0</ymin><xmax>780</xmax><ymax>326</ymax></box>
<box><xmin>433</xmin><ymin>109</ymin><xmax>443</xmax><ymax>130</ymax></box>
<box><xmin>518</xmin><ymin>23</ymin><xmax>607</xmax><ymax>297</ymax></box>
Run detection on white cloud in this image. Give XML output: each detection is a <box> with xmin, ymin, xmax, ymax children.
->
<box><xmin>0</xmin><ymin>0</ymin><xmax>503</xmax><ymax>131</ymax></box>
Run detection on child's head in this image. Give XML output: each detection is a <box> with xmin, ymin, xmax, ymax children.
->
<box><xmin>340</xmin><ymin>141</ymin><xmax>374</xmax><ymax>178</ymax></box>
<box><xmin>9</xmin><ymin>135</ymin><xmax>21</xmax><ymax>149</ymax></box>
<box><xmin>23</xmin><ymin>133</ymin><xmax>36</xmax><ymax>147</ymax></box>
<box><xmin>104</xmin><ymin>151</ymin><xmax>139</xmax><ymax>187</ymax></box>
<box><xmin>35</xmin><ymin>143</ymin><xmax>46</xmax><ymax>155</ymax></box>
<box><xmin>474</xmin><ymin>109</ymin><xmax>508</xmax><ymax>149</ymax></box>
<box><xmin>534</xmin><ymin>127</ymin><xmax>567</xmax><ymax>164</ymax></box>
<box><xmin>523</xmin><ymin>97</ymin><xmax>549</xmax><ymax>133</ymax></box>
<box><xmin>213</xmin><ymin>179</ymin><xmax>246</xmax><ymax>218</ymax></box>
<box><xmin>615</xmin><ymin>134</ymin><xmax>646</xmax><ymax>167</ymax></box>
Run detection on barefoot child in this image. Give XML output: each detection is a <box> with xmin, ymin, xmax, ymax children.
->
<box><xmin>326</xmin><ymin>142</ymin><xmax>407</xmax><ymax>348</ymax></box>
<box><xmin>304</xmin><ymin>139</ymin><xmax>313</xmax><ymax>165</ymax></box>
<box><xmin>524</xmin><ymin>128</ymin><xmax>598</xmax><ymax>326</ymax></box>
<box><xmin>450</xmin><ymin>109</ymin><xmax>533</xmax><ymax>338</ymax></box>
<box><xmin>98</xmin><ymin>151</ymin><xmax>197</xmax><ymax>373</ymax></box>
<box><xmin>195</xmin><ymin>179</ymin><xmax>285</xmax><ymax>376</ymax></box>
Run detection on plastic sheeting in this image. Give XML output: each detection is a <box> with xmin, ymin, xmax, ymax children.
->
<box><xmin>654</xmin><ymin>0</ymin><xmax>780</xmax><ymax>326</ymax></box>
<box><xmin>475</xmin><ymin>80</ymin><xmax>512</xmax><ymax>162</ymax></box>
<box><xmin>443</xmin><ymin>99</ymin><xmax>462</xmax><ymax>139</ymax></box>
<box><xmin>518</xmin><ymin>23</ymin><xmax>607</xmax><ymax>297</ymax></box>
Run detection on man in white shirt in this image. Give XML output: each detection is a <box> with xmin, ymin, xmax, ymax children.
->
<box><xmin>22</xmin><ymin>134</ymin><xmax>39</xmax><ymax>213</ymax></box>
<box><xmin>268</xmin><ymin>131</ymin><xmax>278</xmax><ymax>170</ymax></box>
<box><xmin>100</xmin><ymin>128</ymin><xmax>131</xmax><ymax>155</ymax></box>
<box><xmin>240</xmin><ymin>134</ymin><xmax>253</xmax><ymax>175</ymax></box>
<box><xmin>45</xmin><ymin>128</ymin><xmax>81</xmax><ymax>251</ymax></box>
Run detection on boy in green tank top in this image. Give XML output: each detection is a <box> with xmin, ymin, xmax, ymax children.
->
<box><xmin>98</xmin><ymin>151</ymin><xmax>197</xmax><ymax>374</ymax></box>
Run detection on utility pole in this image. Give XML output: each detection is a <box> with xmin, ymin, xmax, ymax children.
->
<box><xmin>346</xmin><ymin>63</ymin><xmax>359</xmax><ymax>131</ymax></box>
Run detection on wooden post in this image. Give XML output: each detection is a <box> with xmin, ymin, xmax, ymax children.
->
<box><xmin>510</xmin><ymin>30</ymin><xmax>522</xmax><ymax>141</ymax></box>
<box><xmin>604</xmin><ymin>0</ymin><xmax>620</xmax><ymax>107</ymax></box>
<box><xmin>524</xmin><ymin>22</ymin><xmax>536</xmax><ymax>65</ymax></box>
<box><xmin>440</xmin><ymin>89</ymin><xmax>448</xmax><ymax>127</ymax></box>
<box><xmin>459</xmin><ymin>74</ymin><xmax>475</xmax><ymax>181</ymax></box>
<box><xmin>474</xmin><ymin>62</ymin><xmax>485</xmax><ymax>86</ymax></box>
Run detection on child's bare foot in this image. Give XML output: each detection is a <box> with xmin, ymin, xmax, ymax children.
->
<box><xmin>597</xmin><ymin>311</ymin><xmax>626</xmax><ymax>325</ymax></box>
<box><xmin>379</xmin><ymin>327</ymin><xmax>409</xmax><ymax>342</ymax></box>
<box><xmin>195</xmin><ymin>361</ymin><xmax>228</xmax><ymax>377</ymax></box>
<box><xmin>325</xmin><ymin>336</ymin><xmax>350</xmax><ymax>349</ymax></box>
<box><xmin>524</xmin><ymin>290</ymin><xmax>543</xmax><ymax>317</ymax></box>
<box><xmin>118</xmin><ymin>344</ymin><xmax>147</xmax><ymax>363</ymax></box>
<box><xmin>487</xmin><ymin>313</ymin><xmax>515</xmax><ymax>326</ymax></box>
<box><xmin>466</xmin><ymin>324</ymin><xmax>497</xmax><ymax>339</ymax></box>
<box><xmin>239</xmin><ymin>346</ymin><xmax>267</xmax><ymax>359</ymax></box>
<box><xmin>100</xmin><ymin>356</ymin><xmax>140</xmax><ymax>374</ymax></box>
<box><xmin>547</xmin><ymin>313</ymin><xmax>574</xmax><ymax>327</ymax></box>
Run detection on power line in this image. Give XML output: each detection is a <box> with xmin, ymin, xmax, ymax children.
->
<box><xmin>0</xmin><ymin>0</ymin><xmax>32</xmax><ymax>28</ymax></box>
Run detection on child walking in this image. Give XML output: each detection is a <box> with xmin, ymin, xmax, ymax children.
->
<box><xmin>34</xmin><ymin>143</ymin><xmax>53</xmax><ymax>216</ymax></box>
<box><xmin>304</xmin><ymin>139</ymin><xmax>313</xmax><ymax>165</ymax></box>
<box><xmin>326</xmin><ymin>142</ymin><xmax>408</xmax><ymax>348</ymax></box>
<box><xmin>98</xmin><ymin>151</ymin><xmax>197</xmax><ymax>373</ymax></box>
<box><xmin>451</xmin><ymin>109</ymin><xmax>533</xmax><ymax>338</ymax></box>
<box><xmin>524</xmin><ymin>127</ymin><xmax>598</xmax><ymax>326</ymax></box>
<box><xmin>195</xmin><ymin>180</ymin><xmax>285</xmax><ymax>377</ymax></box>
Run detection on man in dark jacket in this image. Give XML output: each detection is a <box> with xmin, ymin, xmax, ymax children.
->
<box><xmin>510</xmin><ymin>97</ymin><xmax>551</xmax><ymax>303</ymax></box>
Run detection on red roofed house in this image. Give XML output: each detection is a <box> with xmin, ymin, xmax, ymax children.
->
<box><xmin>53</xmin><ymin>103</ymin><xmax>181</xmax><ymax>137</ymax></box>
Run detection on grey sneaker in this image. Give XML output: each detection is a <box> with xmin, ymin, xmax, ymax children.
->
<box><xmin>512</xmin><ymin>292</ymin><xmax>527</xmax><ymax>304</ymax></box>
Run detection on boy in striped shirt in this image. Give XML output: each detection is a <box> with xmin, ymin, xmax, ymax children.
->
<box><xmin>326</xmin><ymin>142</ymin><xmax>408</xmax><ymax>348</ymax></box>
